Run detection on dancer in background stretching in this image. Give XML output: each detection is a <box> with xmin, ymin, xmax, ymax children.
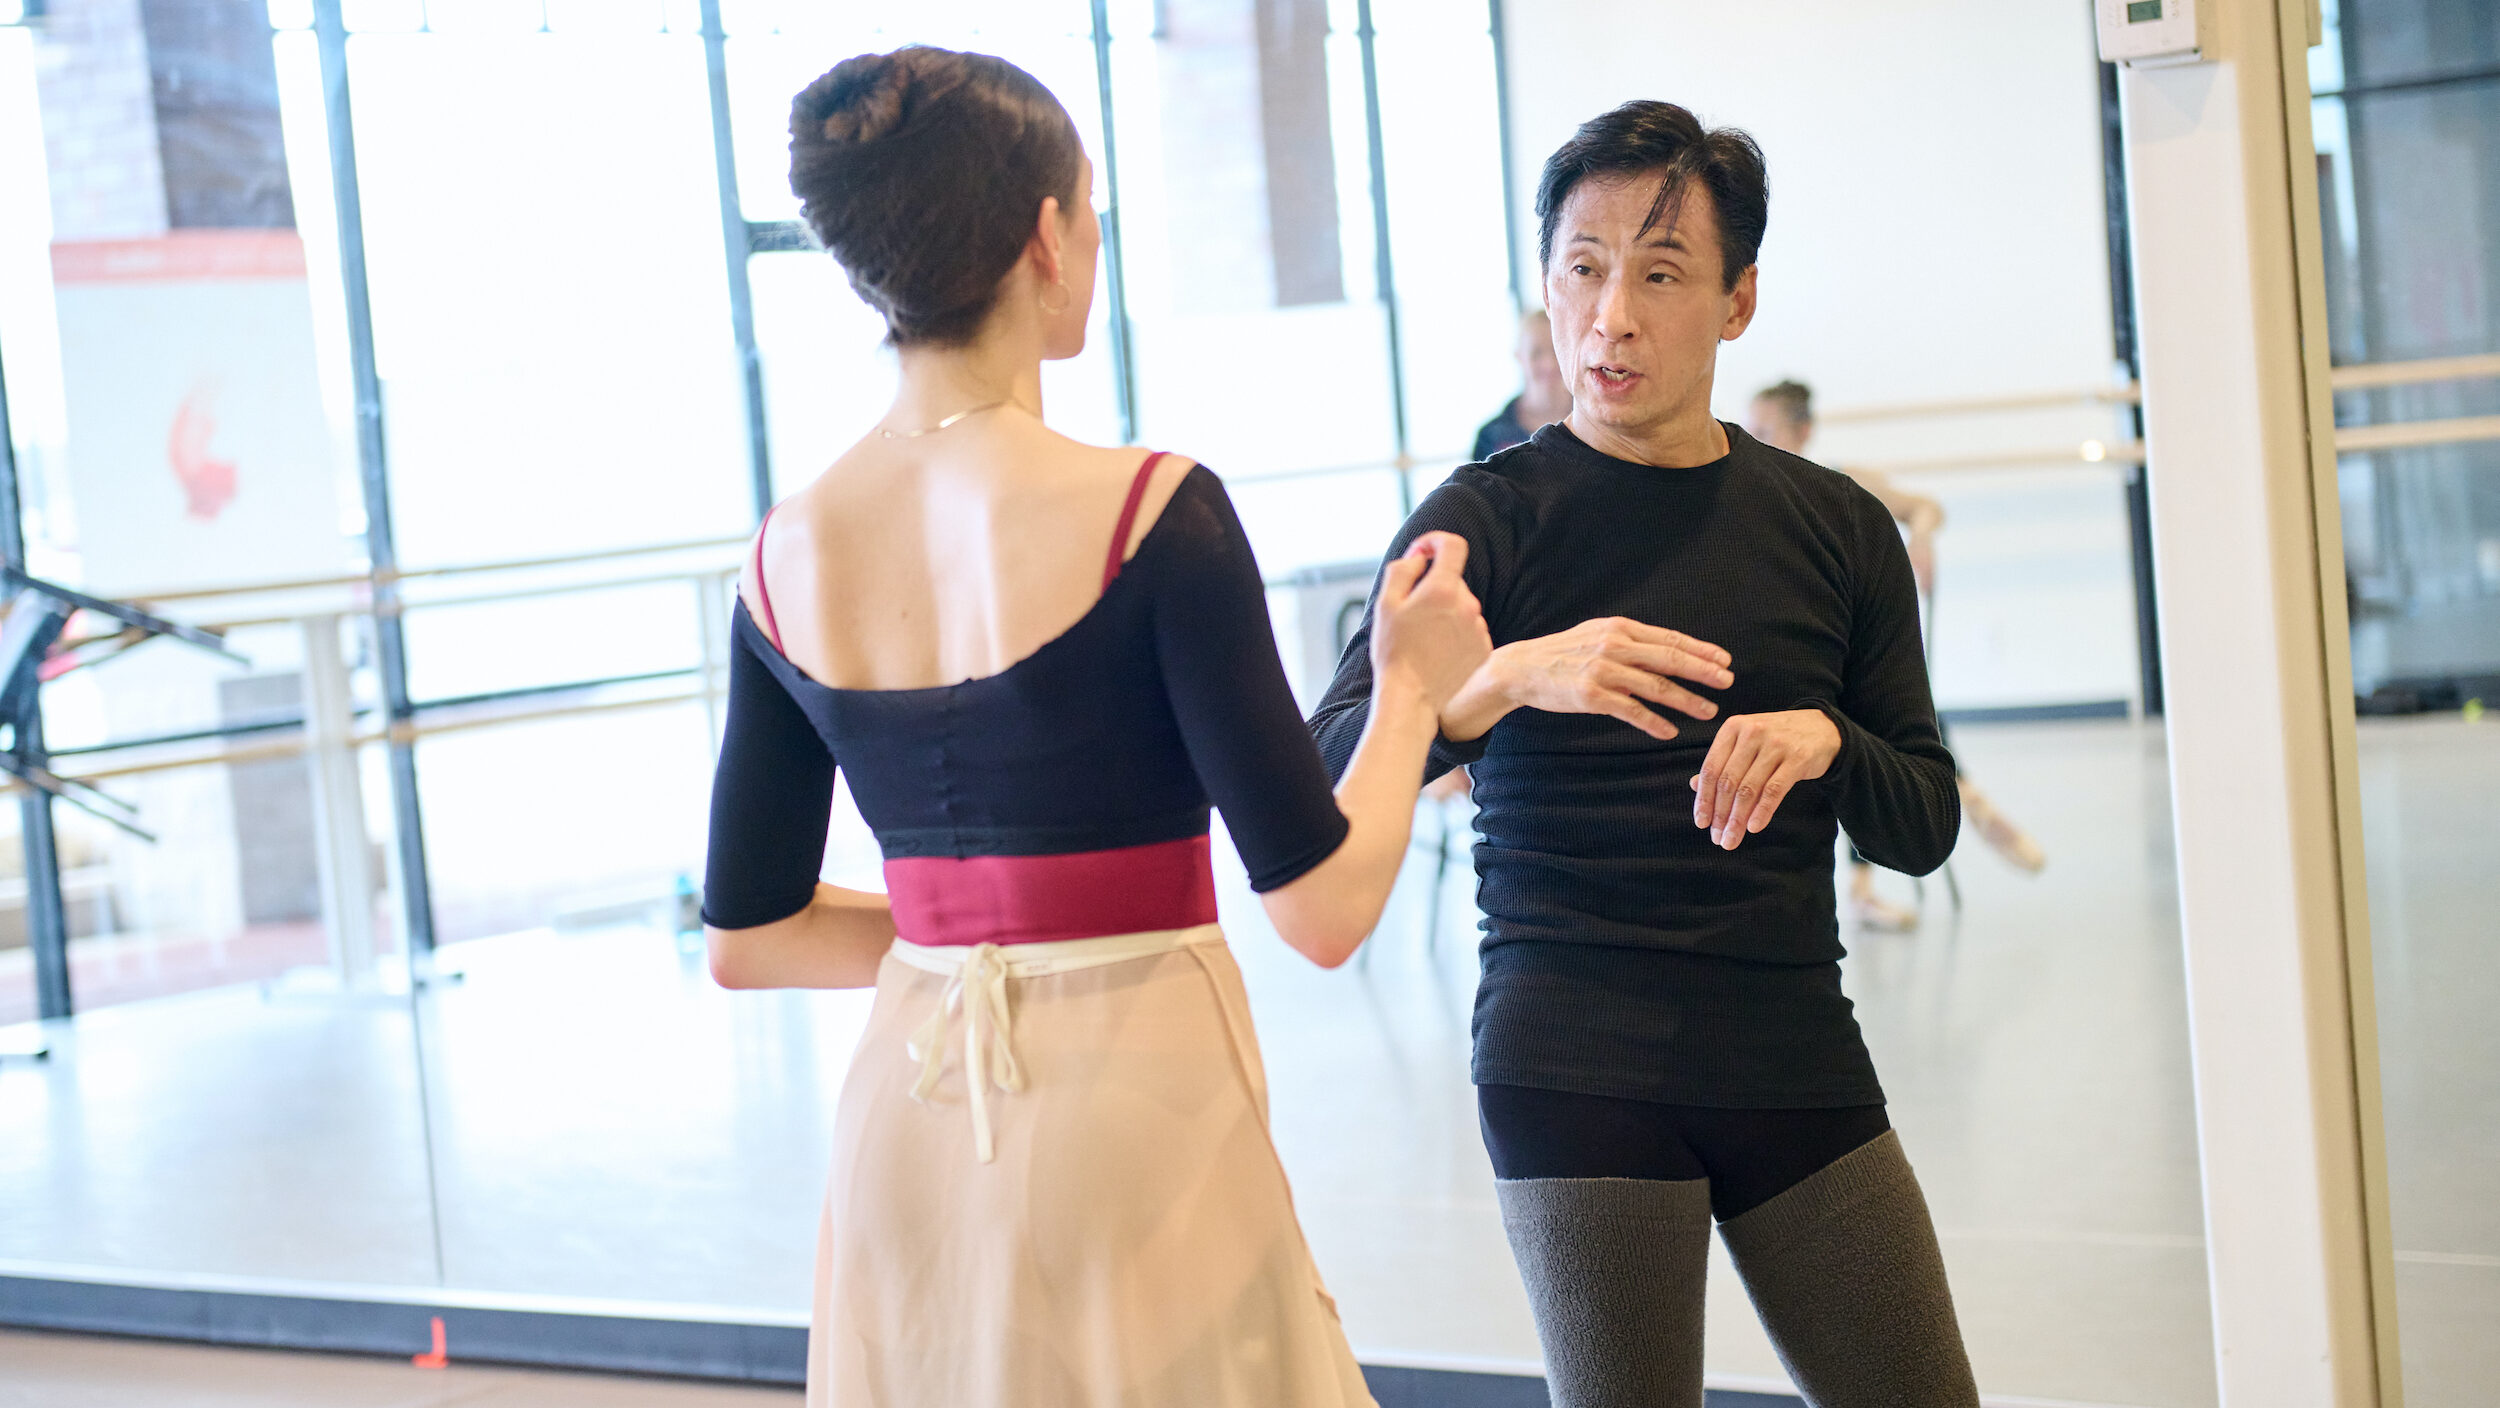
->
<box><xmin>700</xmin><ymin>47</ymin><xmax>1487</xmax><ymax>1408</ymax></box>
<box><xmin>1748</xmin><ymin>378</ymin><xmax>2049</xmax><ymax>932</ymax></box>
<box><xmin>1312</xmin><ymin>101</ymin><xmax>1980</xmax><ymax>1407</ymax></box>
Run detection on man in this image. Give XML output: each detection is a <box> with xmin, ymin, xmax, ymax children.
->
<box><xmin>1310</xmin><ymin>102</ymin><xmax>1979</xmax><ymax>1406</ymax></box>
<box><xmin>1472</xmin><ymin>308</ymin><xmax>1573</xmax><ymax>461</ymax></box>
<box><xmin>1747</xmin><ymin>379</ymin><xmax>2049</xmax><ymax>933</ymax></box>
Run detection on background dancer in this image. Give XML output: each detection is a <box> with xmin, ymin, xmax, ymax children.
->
<box><xmin>1311</xmin><ymin>101</ymin><xmax>1980</xmax><ymax>1407</ymax></box>
<box><xmin>1473</xmin><ymin>307</ymin><xmax>1573</xmax><ymax>461</ymax></box>
<box><xmin>1748</xmin><ymin>378</ymin><xmax>2049</xmax><ymax>931</ymax></box>
<box><xmin>1436</xmin><ymin>312</ymin><xmax>1571</xmax><ymax>807</ymax></box>
<box><xmin>699</xmin><ymin>47</ymin><xmax>1489</xmax><ymax>1407</ymax></box>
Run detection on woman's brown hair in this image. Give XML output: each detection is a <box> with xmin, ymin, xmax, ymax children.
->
<box><xmin>789</xmin><ymin>47</ymin><xmax>1086</xmax><ymax>348</ymax></box>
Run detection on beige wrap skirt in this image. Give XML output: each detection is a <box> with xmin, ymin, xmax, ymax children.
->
<box><xmin>807</xmin><ymin>923</ymin><xmax>1376</xmax><ymax>1408</ymax></box>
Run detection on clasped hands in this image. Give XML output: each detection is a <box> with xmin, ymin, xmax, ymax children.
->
<box><xmin>1441</xmin><ymin>616</ymin><xmax>1840</xmax><ymax>850</ymax></box>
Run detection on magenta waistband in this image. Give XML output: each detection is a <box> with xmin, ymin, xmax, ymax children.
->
<box><xmin>882</xmin><ymin>833</ymin><xmax>1220</xmax><ymax>947</ymax></box>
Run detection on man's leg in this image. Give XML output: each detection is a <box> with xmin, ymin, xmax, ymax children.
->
<box><xmin>1688</xmin><ymin>1109</ymin><xmax>1980</xmax><ymax>1408</ymax></box>
<box><xmin>1478</xmin><ymin>1084</ymin><xmax>1711</xmax><ymax>1408</ymax></box>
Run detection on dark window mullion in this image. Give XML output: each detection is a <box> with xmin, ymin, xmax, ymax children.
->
<box><xmin>699</xmin><ymin>0</ymin><xmax>774</xmax><ymax>519</ymax></box>
<box><xmin>1090</xmin><ymin>0</ymin><xmax>1140</xmax><ymax>445</ymax></box>
<box><xmin>312</xmin><ymin>0</ymin><xmax>436</xmax><ymax>954</ymax></box>
<box><xmin>1352</xmin><ymin>0</ymin><xmax>1410</xmax><ymax>514</ymax></box>
<box><xmin>0</xmin><ymin>335</ymin><xmax>71</xmax><ymax>1022</ymax></box>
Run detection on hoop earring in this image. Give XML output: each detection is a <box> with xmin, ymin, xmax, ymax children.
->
<box><xmin>1039</xmin><ymin>279</ymin><xmax>1071</xmax><ymax>315</ymax></box>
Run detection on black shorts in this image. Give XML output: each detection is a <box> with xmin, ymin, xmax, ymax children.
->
<box><xmin>1477</xmin><ymin>1083</ymin><xmax>1890</xmax><ymax>1221</ymax></box>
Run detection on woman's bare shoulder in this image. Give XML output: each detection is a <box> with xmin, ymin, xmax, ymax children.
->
<box><xmin>1017</xmin><ymin>426</ymin><xmax>1196</xmax><ymax>505</ymax></box>
<box><xmin>1030</xmin><ymin>424</ymin><xmax>1198</xmax><ymax>480</ymax></box>
<box><xmin>1038</xmin><ymin>436</ymin><xmax>1201</xmax><ymax>563</ymax></box>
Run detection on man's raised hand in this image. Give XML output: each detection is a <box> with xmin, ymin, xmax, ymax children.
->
<box><xmin>1447</xmin><ymin>616</ymin><xmax>1733</xmax><ymax>743</ymax></box>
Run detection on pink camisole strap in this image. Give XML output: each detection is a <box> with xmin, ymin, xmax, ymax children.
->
<box><xmin>1103</xmin><ymin>452</ymin><xmax>1169</xmax><ymax>590</ymax></box>
<box><xmin>750</xmin><ymin>505</ymin><xmax>784</xmax><ymax>653</ymax></box>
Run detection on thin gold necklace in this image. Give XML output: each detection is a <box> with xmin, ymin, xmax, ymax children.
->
<box><xmin>879</xmin><ymin>399</ymin><xmax>1016</xmax><ymax>439</ymax></box>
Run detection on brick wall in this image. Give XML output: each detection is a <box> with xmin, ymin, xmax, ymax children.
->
<box><xmin>30</xmin><ymin>0</ymin><xmax>294</xmax><ymax>239</ymax></box>
<box><xmin>1155</xmin><ymin>0</ymin><xmax>1345</xmax><ymax>315</ymax></box>
<box><xmin>30</xmin><ymin>0</ymin><xmax>171</xmax><ymax>241</ymax></box>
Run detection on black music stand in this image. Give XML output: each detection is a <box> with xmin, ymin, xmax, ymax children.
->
<box><xmin>0</xmin><ymin>574</ymin><xmax>247</xmax><ymax>1060</ymax></box>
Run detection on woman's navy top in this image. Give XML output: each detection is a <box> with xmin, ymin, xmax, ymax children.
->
<box><xmin>701</xmin><ymin>457</ymin><xmax>1351</xmax><ymax>945</ymax></box>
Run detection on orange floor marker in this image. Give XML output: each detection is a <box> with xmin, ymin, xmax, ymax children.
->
<box><xmin>412</xmin><ymin>1315</ymin><xmax>449</xmax><ymax>1369</ymax></box>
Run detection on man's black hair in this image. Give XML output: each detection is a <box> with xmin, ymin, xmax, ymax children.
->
<box><xmin>1535</xmin><ymin>100</ymin><xmax>1767</xmax><ymax>292</ymax></box>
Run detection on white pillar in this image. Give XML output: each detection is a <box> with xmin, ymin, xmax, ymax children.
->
<box><xmin>2119</xmin><ymin>0</ymin><xmax>2400</xmax><ymax>1403</ymax></box>
<box><xmin>301</xmin><ymin>612</ymin><xmax>378</xmax><ymax>988</ymax></box>
<box><xmin>695</xmin><ymin>571</ymin><xmax>729</xmax><ymax>754</ymax></box>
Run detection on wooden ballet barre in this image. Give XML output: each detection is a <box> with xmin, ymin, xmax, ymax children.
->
<box><xmin>2327</xmin><ymin>352</ymin><xmax>2500</xmax><ymax>392</ymax></box>
<box><xmin>116</xmin><ymin>531</ymin><xmax>752</xmax><ymax>608</ymax></box>
<box><xmin>2333</xmin><ymin>415</ymin><xmax>2500</xmax><ymax>454</ymax></box>
<box><xmin>0</xmin><ymin>681</ymin><xmax>723</xmax><ymax>794</ymax></box>
<box><xmin>1853</xmin><ymin>439</ymin><xmax>2147</xmax><ymax>476</ymax></box>
<box><xmin>188</xmin><ymin>564</ymin><xmax>743</xmax><ymax>633</ymax></box>
<box><xmin>1797</xmin><ymin>352</ymin><xmax>2500</xmax><ymax>429</ymax></box>
<box><xmin>1816</xmin><ymin>386</ymin><xmax>2142</xmax><ymax>426</ymax></box>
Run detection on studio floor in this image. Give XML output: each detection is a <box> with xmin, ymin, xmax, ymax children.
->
<box><xmin>1</xmin><ymin>718</ymin><xmax>2493</xmax><ymax>1408</ymax></box>
<box><xmin>0</xmin><ymin>1328</ymin><xmax>798</xmax><ymax>1408</ymax></box>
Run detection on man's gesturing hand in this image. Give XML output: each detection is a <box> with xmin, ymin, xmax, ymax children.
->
<box><xmin>1689</xmin><ymin>709</ymin><xmax>1842</xmax><ymax>849</ymax></box>
<box><xmin>1442</xmin><ymin>617</ymin><xmax>1732</xmax><ymax>743</ymax></box>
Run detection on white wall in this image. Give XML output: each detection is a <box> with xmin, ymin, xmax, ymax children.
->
<box><xmin>1500</xmin><ymin>0</ymin><xmax>2141</xmax><ymax>712</ymax></box>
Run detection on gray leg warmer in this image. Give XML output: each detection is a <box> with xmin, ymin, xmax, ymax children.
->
<box><xmin>1495</xmin><ymin>1176</ymin><xmax>1712</xmax><ymax>1408</ymax></box>
<box><xmin>1717</xmin><ymin>1130</ymin><xmax>1980</xmax><ymax>1408</ymax></box>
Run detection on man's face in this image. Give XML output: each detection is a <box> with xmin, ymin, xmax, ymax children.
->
<box><xmin>1543</xmin><ymin>172</ymin><xmax>1756</xmax><ymax>443</ymax></box>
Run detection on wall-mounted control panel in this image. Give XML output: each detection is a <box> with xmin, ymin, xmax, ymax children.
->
<box><xmin>2096</xmin><ymin>0</ymin><xmax>2204</xmax><ymax>67</ymax></box>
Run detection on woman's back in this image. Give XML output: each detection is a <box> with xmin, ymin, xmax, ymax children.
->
<box><xmin>704</xmin><ymin>44</ymin><xmax>1484</xmax><ymax>1408</ymax></box>
<box><xmin>748</xmin><ymin>415</ymin><xmax>1191</xmax><ymax>691</ymax></box>
<box><xmin>712</xmin><ymin>422</ymin><xmax>1352</xmax><ymax>945</ymax></box>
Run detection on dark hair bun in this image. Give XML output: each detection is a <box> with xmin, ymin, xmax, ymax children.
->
<box><xmin>794</xmin><ymin>47</ymin><xmax>950</xmax><ymax>145</ymax></box>
<box><xmin>789</xmin><ymin>47</ymin><xmax>1083</xmax><ymax>347</ymax></box>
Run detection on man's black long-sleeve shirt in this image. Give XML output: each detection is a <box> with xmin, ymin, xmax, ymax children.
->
<box><xmin>1309</xmin><ymin>422</ymin><xmax>1958</xmax><ymax>1107</ymax></box>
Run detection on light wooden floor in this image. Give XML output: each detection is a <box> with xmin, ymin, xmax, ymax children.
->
<box><xmin>0</xmin><ymin>1328</ymin><xmax>797</xmax><ymax>1408</ymax></box>
<box><xmin>2</xmin><ymin>718</ymin><xmax>2493</xmax><ymax>1408</ymax></box>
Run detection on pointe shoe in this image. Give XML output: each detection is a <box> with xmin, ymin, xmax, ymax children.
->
<box><xmin>1963</xmin><ymin>789</ymin><xmax>2047</xmax><ymax>873</ymax></box>
<box><xmin>1849</xmin><ymin>880</ymin><xmax>1919</xmax><ymax>933</ymax></box>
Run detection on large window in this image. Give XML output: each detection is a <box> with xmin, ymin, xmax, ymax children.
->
<box><xmin>2313</xmin><ymin>0</ymin><xmax>2500</xmax><ymax>1400</ymax></box>
<box><xmin>0</xmin><ymin>0</ymin><xmax>1519</xmax><ymax>1321</ymax></box>
<box><xmin>728</xmin><ymin>1</ymin><xmax>1127</xmax><ymax>486</ymax></box>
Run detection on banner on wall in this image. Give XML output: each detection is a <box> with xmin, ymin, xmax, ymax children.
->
<box><xmin>48</xmin><ymin>229</ymin><xmax>352</xmax><ymax>599</ymax></box>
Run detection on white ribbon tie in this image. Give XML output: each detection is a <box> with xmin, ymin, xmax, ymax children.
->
<box><xmin>906</xmin><ymin>942</ymin><xmax>1025</xmax><ymax>1164</ymax></box>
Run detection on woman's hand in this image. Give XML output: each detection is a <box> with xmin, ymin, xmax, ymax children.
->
<box><xmin>1445</xmin><ymin>616</ymin><xmax>1732</xmax><ymax>743</ymax></box>
<box><xmin>1689</xmin><ymin>708</ymin><xmax>1842</xmax><ymax>849</ymax></box>
<box><xmin>1269</xmin><ymin>534</ymin><xmax>1486</xmax><ymax>968</ymax></box>
<box><xmin>1370</xmin><ymin>532</ymin><xmax>1491</xmax><ymax>710</ymax></box>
